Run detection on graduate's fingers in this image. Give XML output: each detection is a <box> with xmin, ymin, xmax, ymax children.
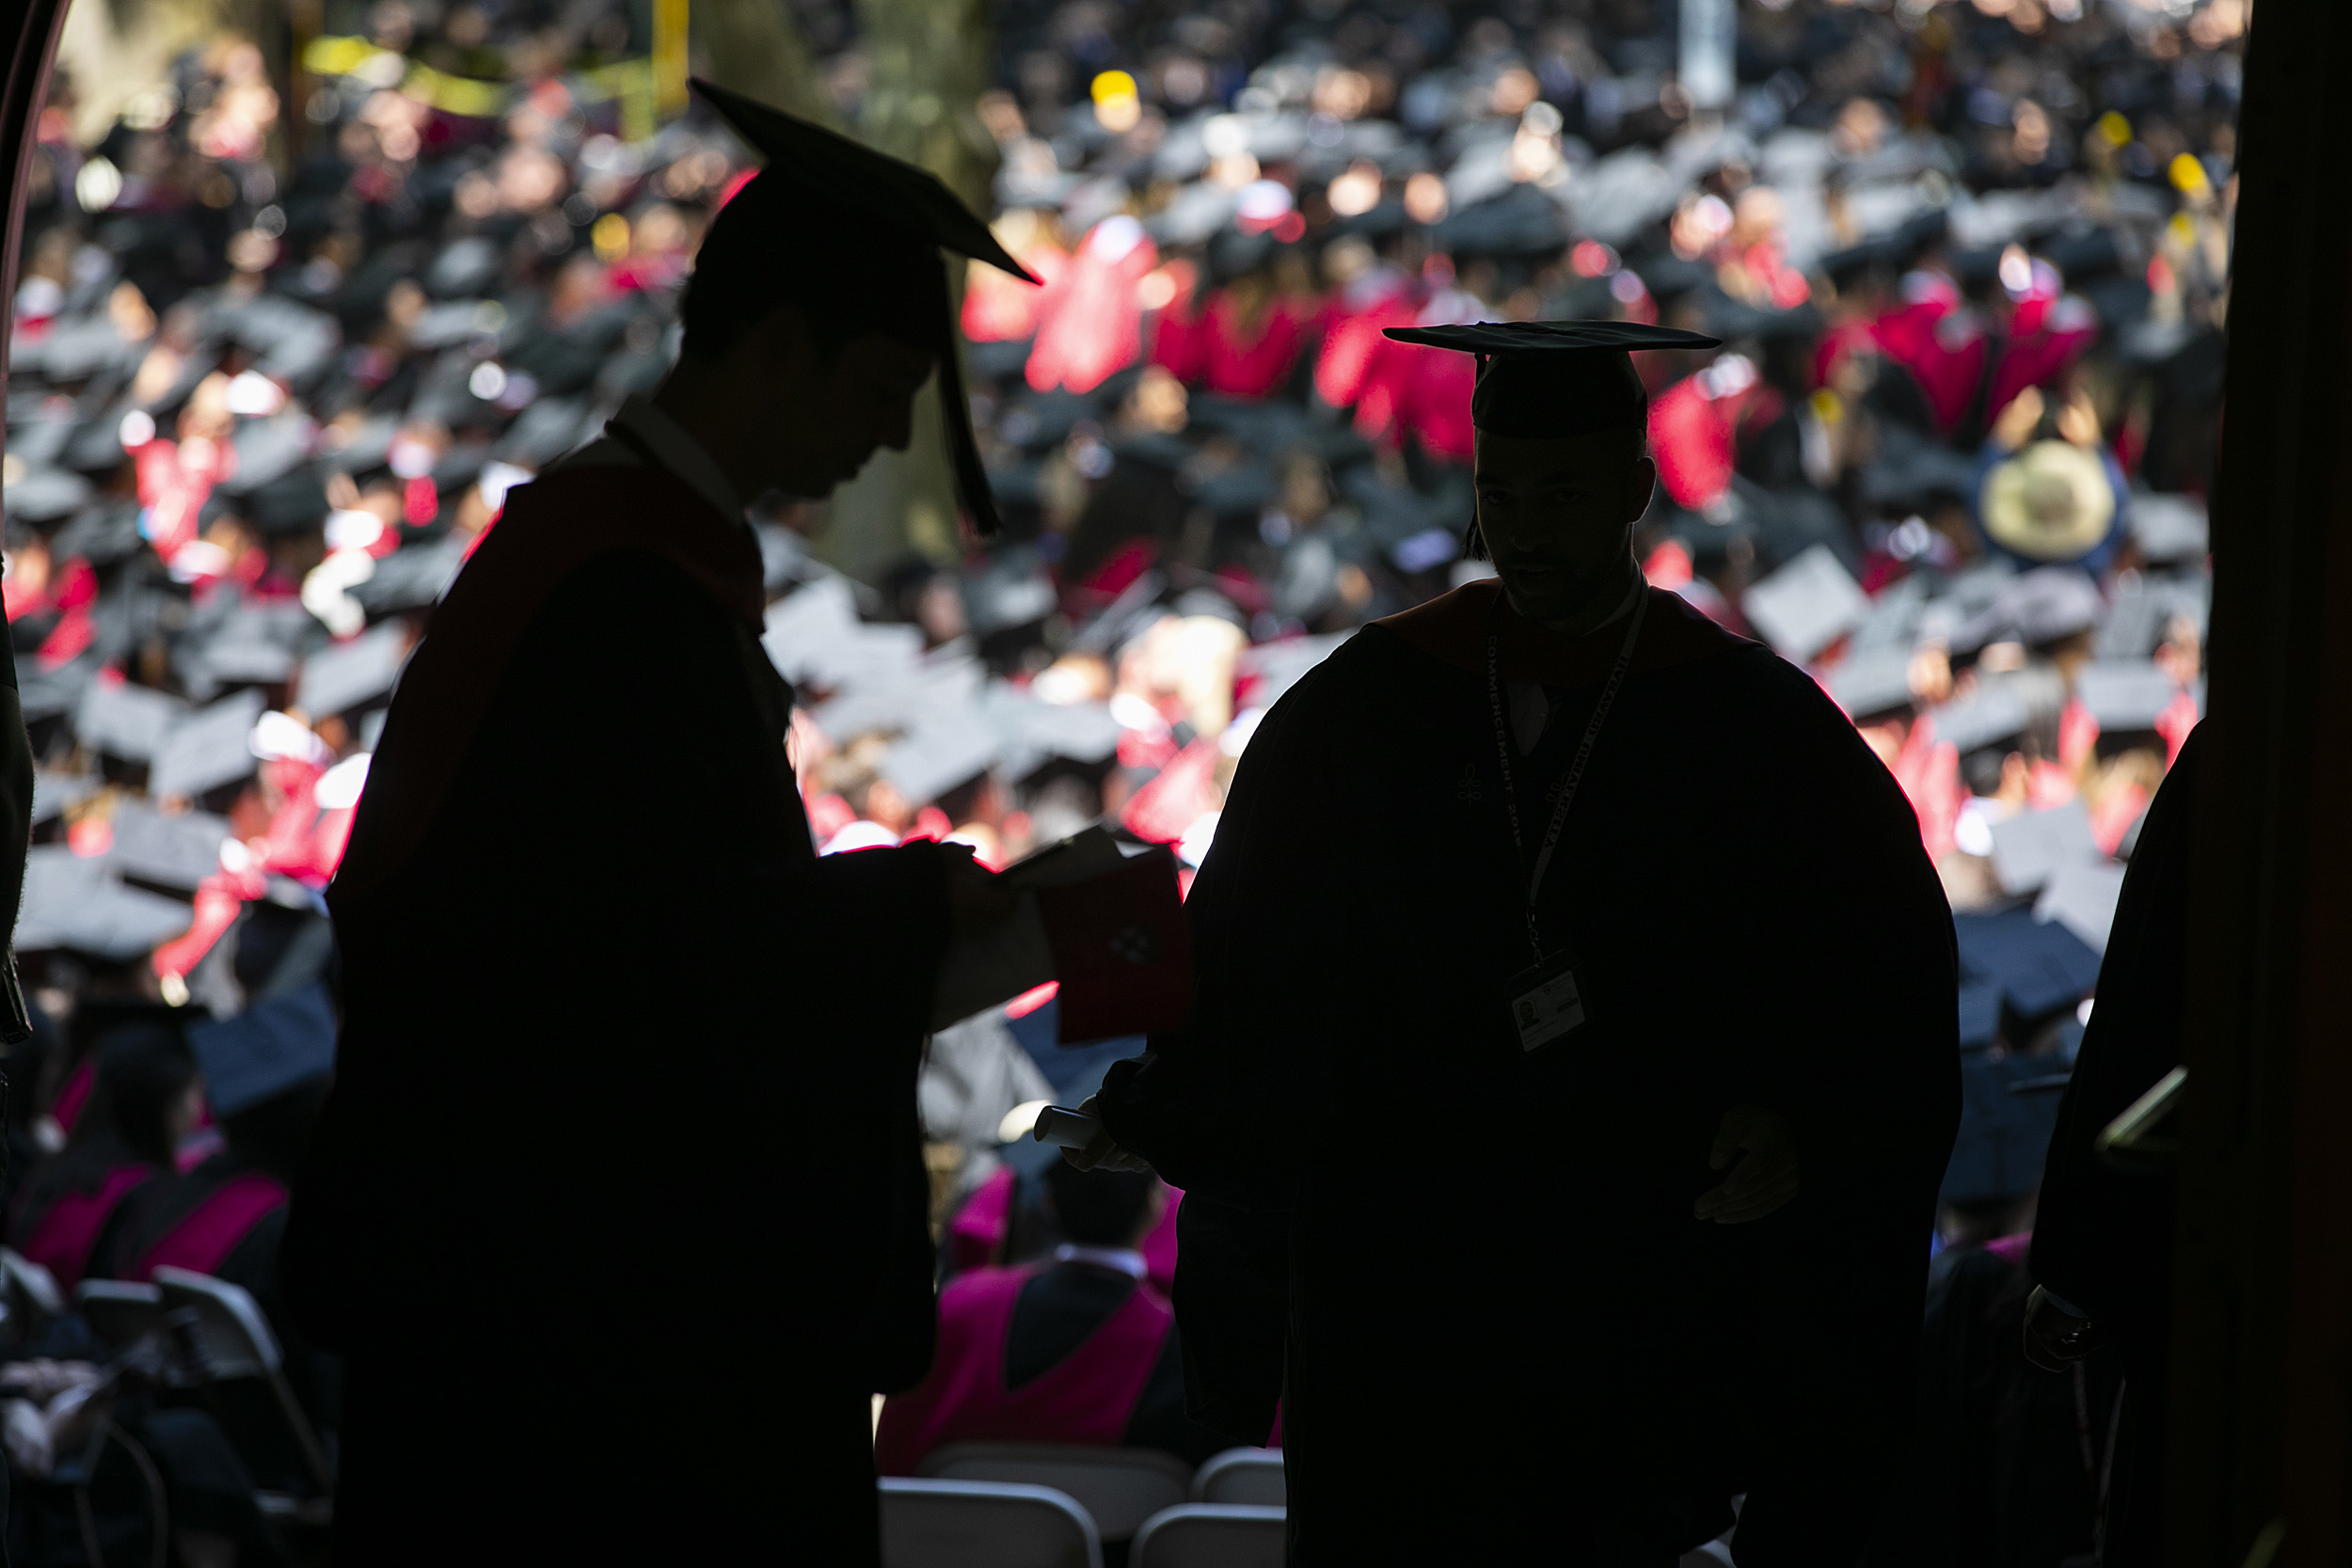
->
<box><xmin>1703</xmin><ymin>1168</ymin><xmax>1800</xmax><ymax>1223</ymax></box>
<box><xmin>1708</xmin><ymin>1107</ymin><xmax>1756</xmax><ymax>1171</ymax></box>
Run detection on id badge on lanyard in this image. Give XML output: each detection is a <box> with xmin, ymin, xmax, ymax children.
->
<box><xmin>1485</xmin><ymin>587</ymin><xmax>1646</xmax><ymax>1052</ymax></box>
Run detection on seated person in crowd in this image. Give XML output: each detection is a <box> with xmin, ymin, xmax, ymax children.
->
<box><xmin>104</xmin><ymin>985</ymin><xmax>340</xmax><ymax>1498</ymax></box>
<box><xmin>8</xmin><ymin>1027</ymin><xmax>201</xmax><ymax>1291</ymax></box>
<box><xmin>877</xmin><ymin>1161</ymin><xmax>1229</xmax><ymax>1473</ymax></box>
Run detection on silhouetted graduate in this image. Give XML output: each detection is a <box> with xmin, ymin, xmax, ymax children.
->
<box><xmin>280</xmin><ymin>86</ymin><xmax>1038</xmax><ymax>1562</ymax></box>
<box><xmin>1090</xmin><ymin>321</ymin><xmax>1962</xmax><ymax>1565</ymax></box>
<box><xmin>2026</xmin><ymin>723</ymin><xmax>2203</xmax><ymax>1567</ymax></box>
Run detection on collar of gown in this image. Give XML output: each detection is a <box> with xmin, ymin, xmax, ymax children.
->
<box><xmin>599</xmin><ymin>393</ymin><xmax>747</xmax><ymax>523</ymax></box>
<box><xmin>1372</xmin><ymin>578</ymin><xmax>1753</xmax><ymax>689</ymax></box>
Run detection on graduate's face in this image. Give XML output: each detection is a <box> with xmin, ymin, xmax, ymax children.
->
<box><xmin>749</xmin><ymin>309</ymin><xmax>938</xmax><ymax>496</ymax></box>
<box><xmin>1473</xmin><ymin>428</ymin><xmax>1655</xmax><ymax>630</ymax></box>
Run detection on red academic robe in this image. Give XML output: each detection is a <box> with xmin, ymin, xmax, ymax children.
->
<box><xmin>281</xmin><ymin>462</ymin><xmax>953</xmax><ymax>1564</ymax></box>
<box><xmin>873</xmin><ymin>1263</ymin><xmax>1174</xmax><ymax>1475</ymax></box>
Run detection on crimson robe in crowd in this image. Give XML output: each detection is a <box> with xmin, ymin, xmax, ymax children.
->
<box><xmin>280</xmin><ymin>464</ymin><xmax>951</xmax><ymax>1561</ymax></box>
<box><xmin>1099</xmin><ymin>581</ymin><xmax>1960</xmax><ymax>1565</ymax></box>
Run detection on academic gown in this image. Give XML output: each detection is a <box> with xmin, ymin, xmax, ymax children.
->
<box><xmin>279</xmin><ymin>463</ymin><xmax>951</xmax><ymax>1562</ymax></box>
<box><xmin>1098</xmin><ymin>581</ymin><xmax>1959</xmax><ymax>1566</ymax></box>
<box><xmin>2028</xmin><ymin>724</ymin><xmax>2201</xmax><ymax>1568</ymax></box>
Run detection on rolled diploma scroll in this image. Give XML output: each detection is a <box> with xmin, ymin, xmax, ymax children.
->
<box><xmin>1029</xmin><ymin>1104</ymin><xmax>1104</xmax><ymax>1150</ymax></box>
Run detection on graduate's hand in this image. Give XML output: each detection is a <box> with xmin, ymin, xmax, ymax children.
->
<box><xmin>942</xmin><ymin>841</ymin><xmax>1016</xmax><ymax>940</ymax></box>
<box><xmin>1694</xmin><ymin>1105</ymin><xmax>1799</xmax><ymax>1224</ymax></box>
<box><xmin>1062</xmin><ymin>1094</ymin><xmax>1152</xmax><ymax>1175</ymax></box>
<box><xmin>2022</xmin><ymin>1285</ymin><xmax>2106</xmax><ymax>1371</ymax></box>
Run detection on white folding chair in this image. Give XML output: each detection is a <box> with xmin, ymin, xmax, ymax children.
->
<box><xmin>918</xmin><ymin>1441</ymin><xmax>1192</xmax><ymax>1543</ymax></box>
<box><xmin>71</xmin><ymin>1278</ymin><xmax>167</xmax><ymax>1352</ymax></box>
<box><xmin>1190</xmin><ymin>1446</ymin><xmax>1285</xmax><ymax>1506</ymax></box>
<box><xmin>151</xmin><ymin>1268</ymin><xmax>333</xmax><ymax>1525</ymax></box>
<box><xmin>1130</xmin><ymin>1504</ymin><xmax>1287</xmax><ymax>1568</ymax></box>
<box><xmin>879</xmin><ymin>1476</ymin><xmax>1103</xmax><ymax>1568</ymax></box>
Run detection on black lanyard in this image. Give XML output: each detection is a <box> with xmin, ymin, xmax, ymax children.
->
<box><xmin>1485</xmin><ymin>587</ymin><xmax>1648</xmax><ymax>966</ymax></box>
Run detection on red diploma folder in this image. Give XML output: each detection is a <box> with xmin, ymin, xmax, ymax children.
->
<box><xmin>1035</xmin><ymin>846</ymin><xmax>1194</xmax><ymax>1042</ymax></box>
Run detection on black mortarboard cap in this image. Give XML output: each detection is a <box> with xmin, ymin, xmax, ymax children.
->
<box><xmin>30</xmin><ymin>769</ymin><xmax>96</xmax><ymax>830</ymax></box>
<box><xmin>1953</xmin><ymin>906</ymin><xmax>2101</xmax><ymax>1025</ymax></box>
<box><xmin>349</xmin><ymin>538</ymin><xmax>465</xmax><ymax>618</ymax></box>
<box><xmin>246</xmin><ymin>467</ymin><xmax>333</xmax><ymax>537</ymax></box>
<box><xmin>1940</xmin><ymin>1051</ymin><xmax>2064</xmax><ymax>1207</ymax></box>
<box><xmin>1987</xmin><ymin>800</ymin><xmax>2100</xmax><ymax>895</ymax></box>
<box><xmin>1380</xmin><ymin>320</ymin><xmax>1721</xmax><ymax>439</ymax></box>
<box><xmin>1743</xmin><ymin>544</ymin><xmax>1869</xmax><ymax>662</ymax></box>
<box><xmin>689</xmin><ymin>79</ymin><xmax>1041</xmax><ymax>538</ymax></box>
<box><xmin>1929</xmin><ymin>683</ymin><xmax>2031</xmax><ymax>758</ymax></box>
<box><xmin>108</xmin><ymin>801</ymin><xmax>232</xmax><ymax>892</ymax></box>
<box><xmin>13</xmin><ymin>846</ymin><xmax>193</xmax><ymax>962</ymax></box>
<box><xmin>2130</xmin><ymin>492</ymin><xmax>2208</xmax><ymax>564</ymax></box>
<box><xmin>1956</xmin><ymin>977</ymin><xmax>2002</xmax><ymax>1051</ymax></box>
<box><xmin>50</xmin><ymin>500</ymin><xmax>147</xmax><ymax>568</ymax></box>
<box><xmin>297</xmin><ymin>624</ymin><xmax>410</xmax><ymax>719</ymax></box>
<box><xmin>1831</xmin><ymin>643</ymin><xmax>1918</xmax><ymax>722</ymax></box>
<box><xmin>5</xmin><ymin>467</ymin><xmax>93</xmax><ymax>524</ymax></box>
<box><xmin>148</xmin><ymin>689</ymin><xmax>265</xmax><ymax>800</ymax></box>
<box><xmin>74</xmin><ymin>679</ymin><xmax>190</xmax><ymax>763</ymax></box>
<box><xmin>880</xmin><ymin>709</ymin><xmax>1002</xmax><ymax>809</ymax></box>
<box><xmin>186</xmin><ymin>981</ymin><xmax>338</xmax><ymax>1118</ymax></box>
<box><xmin>2074</xmin><ymin>660</ymin><xmax>2179</xmax><ymax>736</ymax></box>
<box><xmin>962</xmin><ymin>551</ymin><xmax>1058</xmax><ymax>641</ymax></box>
<box><xmin>217</xmin><ymin>418</ymin><xmax>313</xmax><ymax>499</ymax></box>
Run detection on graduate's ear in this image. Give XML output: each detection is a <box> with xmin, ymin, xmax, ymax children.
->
<box><xmin>1625</xmin><ymin>453</ymin><xmax>1658</xmax><ymax>525</ymax></box>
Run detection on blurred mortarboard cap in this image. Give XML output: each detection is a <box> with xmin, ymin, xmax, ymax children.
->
<box><xmin>1703</xmin><ymin>293</ymin><xmax>1823</xmax><ymax>346</ymax></box>
<box><xmin>2074</xmin><ymin>660</ymin><xmax>2180</xmax><ymax>736</ymax></box>
<box><xmin>246</xmin><ymin>467</ymin><xmax>333</xmax><ymax>537</ymax></box>
<box><xmin>962</xmin><ymin>550</ymin><xmax>1058</xmax><ymax>641</ymax></box>
<box><xmin>320</xmin><ymin>416</ymin><xmax>399</xmax><ymax>475</ymax></box>
<box><xmin>1434</xmin><ymin>184</ymin><xmax>1568</xmax><ymax>260</ymax></box>
<box><xmin>494</xmin><ymin>398</ymin><xmax>592</xmax><ymax>467</ymax></box>
<box><xmin>979</xmin><ymin>684</ymin><xmax>1121</xmax><ymax>782</ymax></box>
<box><xmin>1861</xmin><ymin>423</ymin><xmax>1978</xmax><ymax>512</ymax></box>
<box><xmin>186</xmin><ymin>981</ymin><xmax>338</xmax><ymax>1118</ymax></box>
<box><xmin>1956</xmin><ymin>978</ymin><xmax>2002</xmax><ymax>1051</ymax></box>
<box><xmin>1380</xmin><ymin>319</ymin><xmax>1720</xmax><ymax>440</ymax></box>
<box><xmin>296</xmin><ymin>624</ymin><xmax>410</xmax><ymax>719</ymax></box>
<box><xmin>148</xmin><ymin>689</ymin><xmax>266</xmax><ymax>800</ymax></box>
<box><xmin>1987</xmin><ymin>800</ymin><xmax>2100</xmax><ymax>895</ymax></box>
<box><xmin>350</xmin><ymin>538</ymin><xmax>465</xmax><ymax>618</ymax></box>
<box><xmin>4</xmin><ymin>466</ymin><xmax>93</xmax><ymax>524</ymax></box>
<box><xmin>2036</xmin><ymin>859</ymin><xmax>2126</xmax><ymax>954</ymax></box>
<box><xmin>1954</xmin><ymin>905</ymin><xmax>2101</xmax><ymax>1025</ymax></box>
<box><xmin>13</xmin><ymin>846</ymin><xmax>193</xmax><ymax>962</ymax></box>
<box><xmin>1741</xmin><ymin>544</ymin><xmax>1868</xmax><ymax>662</ymax></box>
<box><xmin>107</xmin><ymin>801</ymin><xmax>232</xmax><ymax>893</ymax></box>
<box><xmin>31</xmin><ymin>768</ymin><xmax>99</xmax><ymax>826</ymax></box>
<box><xmin>62</xmin><ymin>413</ymin><xmax>130</xmax><ymax>474</ymax></box>
<box><xmin>74</xmin><ymin>679</ymin><xmax>190</xmax><ymax>763</ymax></box>
<box><xmin>1954</xmin><ymin>566</ymin><xmax>2103</xmax><ymax>654</ymax></box>
<box><xmin>1830</xmin><ymin>643</ymin><xmax>1918</xmax><ymax>722</ymax></box>
<box><xmin>690</xmin><ymin>78</ymin><xmax>1040</xmax><ymax>538</ymax></box>
<box><xmin>50</xmin><ymin>500</ymin><xmax>146</xmax><ymax>567</ymax></box>
<box><xmin>19</xmin><ymin>660</ymin><xmax>94</xmax><ymax>724</ymax></box>
<box><xmin>217</xmin><ymin>417</ymin><xmax>314</xmax><ymax>498</ymax></box>
<box><xmin>880</xmin><ymin>708</ymin><xmax>1002</xmax><ymax>808</ymax></box>
<box><xmin>1940</xmin><ymin>1052</ymin><xmax>2063</xmax><ymax>1208</ymax></box>
<box><xmin>425</xmin><ymin>236</ymin><xmax>501</xmax><ymax>298</ymax></box>
<box><xmin>1930</xmin><ymin>683</ymin><xmax>2030</xmax><ymax>757</ymax></box>
<box><xmin>2130</xmin><ymin>492</ymin><xmax>2208</xmax><ymax>564</ymax></box>
<box><xmin>1979</xmin><ymin>440</ymin><xmax>2116</xmax><ymax>565</ymax></box>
